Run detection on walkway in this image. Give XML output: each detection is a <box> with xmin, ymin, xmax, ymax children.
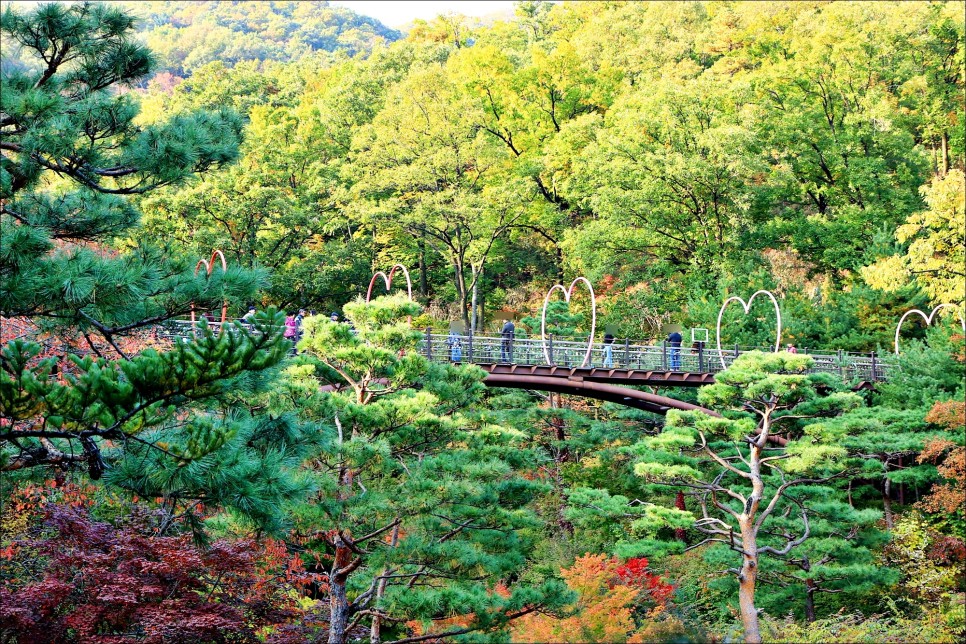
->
<box><xmin>161</xmin><ymin>321</ymin><xmax>888</xmax><ymax>415</ymax></box>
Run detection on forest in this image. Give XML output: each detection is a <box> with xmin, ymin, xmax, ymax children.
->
<box><xmin>1</xmin><ymin>1</ymin><xmax>964</xmax><ymax>642</ymax></box>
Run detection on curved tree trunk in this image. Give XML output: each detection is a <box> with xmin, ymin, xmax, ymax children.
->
<box><xmin>737</xmin><ymin>518</ymin><xmax>762</xmax><ymax>644</ymax></box>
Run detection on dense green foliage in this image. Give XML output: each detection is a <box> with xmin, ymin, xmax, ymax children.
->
<box><xmin>2</xmin><ymin>2</ymin><xmax>964</xmax><ymax>643</ymax></box>
<box><xmin>133</xmin><ymin>0</ymin><xmax>963</xmax><ymax>347</ymax></box>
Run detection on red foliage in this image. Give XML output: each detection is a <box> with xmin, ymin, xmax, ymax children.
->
<box><xmin>927</xmin><ymin>536</ymin><xmax>966</xmax><ymax>565</ymax></box>
<box><xmin>614</xmin><ymin>557</ymin><xmax>675</xmax><ymax>605</ymax></box>
<box><xmin>0</xmin><ymin>505</ymin><xmax>321</xmax><ymax>643</ymax></box>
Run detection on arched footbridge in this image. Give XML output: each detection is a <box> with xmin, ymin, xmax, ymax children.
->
<box><xmin>164</xmin><ymin>259</ymin><xmax>962</xmax><ymax>417</ymax></box>
<box><xmin>421</xmin><ymin>331</ymin><xmax>887</xmax><ymax>415</ymax></box>
<box><xmin>161</xmin><ymin>322</ymin><xmax>891</xmax><ymax>417</ymax></box>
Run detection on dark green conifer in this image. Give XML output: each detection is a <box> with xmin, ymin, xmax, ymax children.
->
<box><xmin>0</xmin><ymin>2</ymin><xmax>289</xmax><ymax>510</ymax></box>
<box><xmin>288</xmin><ymin>294</ymin><xmax>568</xmax><ymax>643</ymax></box>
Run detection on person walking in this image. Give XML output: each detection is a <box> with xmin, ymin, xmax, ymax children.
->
<box><xmin>786</xmin><ymin>343</ymin><xmax>798</xmax><ymax>354</ymax></box>
<box><xmin>603</xmin><ymin>333</ymin><xmax>615</xmax><ymax>368</ymax></box>
<box><xmin>283</xmin><ymin>313</ymin><xmax>298</xmax><ymax>353</ymax></box>
<box><xmin>667</xmin><ymin>330</ymin><xmax>683</xmax><ymax>370</ymax></box>
<box><xmin>500</xmin><ymin>319</ymin><xmax>515</xmax><ymax>363</ymax></box>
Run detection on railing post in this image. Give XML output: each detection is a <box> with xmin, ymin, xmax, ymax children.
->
<box><xmin>548</xmin><ymin>334</ymin><xmax>554</xmax><ymax>365</ymax></box>
<box><xmin>425</xmin><ymin>327</ymin><xmax>432</xmax><ymax>361</ymax></box>
<box><xmin>870</xmin><ymin>351</ymin><xmax>878</xmax><ymax>381</ymax></box>
<box><xmin>698</xmin><ymin>342</ymin><xmax>705</xmax><ymax>372</ymax></box>
<box><xmin>838</xmin><ymin>349</ymin><xmax>844</xmax><ymax>380</ymax></box>
<box><xmin>623</xmin><ymin>338</ymin><xmax>630</xmax><ymax>367</ymax></box>
<box><xmin>662</xmin><ymin>341</ymin><xmax>668</xmax><ymax>370</ymax></box>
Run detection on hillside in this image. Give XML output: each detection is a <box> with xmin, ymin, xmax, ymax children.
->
<box><xmin>120</xmin><ymin>0</ymin><xmax>401</xmax><ymax>76</ymax></box>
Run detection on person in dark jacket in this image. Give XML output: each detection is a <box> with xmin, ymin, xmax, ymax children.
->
<box><xmin>667</xmin><ymin>330</ymin><xmax>683</xmax><ymax>370</ymax></box>
<box><xmin>500</xmin><ymin>319</ymin><xmax>515</xmax><ymax>363</ymax></box>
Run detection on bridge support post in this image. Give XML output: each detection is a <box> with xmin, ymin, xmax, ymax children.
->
<box><xmin>698</xmin><ymin>342</ymin><xmax>705</xmax><ymax>372</ymax></box>
<box><xmin>425</xmin><ymin>327</ymin><xmax>432</xmax><ymax>361</ymax></box>
<box><xmin>467</xmin><ymin>332</ymin><xmax>474</xmax><ymax>363</ymax></box>
<box><xmin>871</xmin><ymin>351</ymin><xmax>877</xmax><ymax>381</ymax></box>
<box><xmin>548</xmin><ymin>334</ymin><xmax>554</xmax><ymax>365</ymax></box>
<box><xmin>662</xmin><ymin>341</ymin><xmax>667</xmax><ymax>370</ymax></box>
<box><xmin>838</xmin><ymin>349</ymin><xmax>844</xmax><ymax>380</ymax></box>
<box><xmin>623</xmin><ymin>338</ymin><xmax>630</xmax><ymax>367</ymax></box>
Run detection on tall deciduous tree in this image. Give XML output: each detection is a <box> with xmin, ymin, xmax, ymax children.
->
<box><xmin>349</xmin><ymin>65</ymin><xmax>531</xmax><ymax>329</ymax></box>
<box><xmin>862</xmin><ymin>169</ymin><xmax>966</xmax><ymax>307</ymax></box>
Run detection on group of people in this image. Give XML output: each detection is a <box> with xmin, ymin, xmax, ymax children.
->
<box><xmin>445</xmin><ymin>320</ymin><xmax>516</xmax><ymax>364</ymax></box>
<box><xmin>237</xmin><ymin>307</ymin><xmax>344</xmax><ymax>350</ymax></box>
<box><xmin>444</xmin><ymin>321</ymin><xmax>617</xmax><ymax>368</ymax></box>
<box><xmin>281</xmin><ymin>309</ymin><xmax>342</xmax><ymax>344</ymax></box>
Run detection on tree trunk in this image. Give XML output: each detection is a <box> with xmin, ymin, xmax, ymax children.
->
<box><xmin>800</xmin><ymin>556</ymin><xmax>816</xmax><ymax>623</ymax></box>
<box><xmin>674</xmin><ymin>492</ymin><xmax>687</xmax><ymax>542</ymax></box>
<box><xmin>882</xmin><ymin>459</ymin><xmax>894</xmax><ymax>529</ymax></box>
<box><xmin>470</xmin><ymin>266</ymin><xmax>478</xmax><ymax>334</ymax></box>
<box><xmin>737</xmin><ymin>518</ymin><xmax>762</xmax><ymax>644</ymax></box>
<box><xmin>804</xmin><ymin>580</ymin><xmax>817</xmax><ymax>623</ymax></box>
<box><xmin>329</xmin><ymin>540</ymin><xmax>352</xmax><ymax>644</ymax></box>
<box><xmin>941</xmin><ymin>130</ymin><xmax>949</xmax><ymax>175</ymax></box>
<box><xmin>898</xmin><ymin>456</ymin><xmax>905</xmax><ymax>506</ymax></box>
<box><xmin>418</xmin><ymin>227</ymin><xmax>428</xmax><ymax>299</ymax></box>
<box><xmin>370</xmin><ymin>522</ymin><xmax>401</xmax><ymax>643</ymax></box>
<box><xmin>883</xmin><ymin>476</ymin><xmax>894</xmax><ymax>529</ymax></box>
<box><xmin>454</xmin><ymin>262</ymin><xmax>469</xmax><ymax>328</ymax></box>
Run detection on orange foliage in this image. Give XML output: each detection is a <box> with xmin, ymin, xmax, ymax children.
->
<box><xmin>0</xmin><ymin>315</ymin><xmax>170</xmax><ymax>376</ymax></box>
<box><xmin>925</xmin><ymin>400</ymin><xmax>966</xmax><ymax>429</ymax></box>
<box><xmin>512</xmin><ymin>554</ymin><xmax>673</xmax><ymax>643</ymax></box>
<box><xmin>951</xmin><ymin>333</ymin><xmax>965</xmax><ymax>363</ymax></box>
<box><xmin>917</xmin><ymin>401</ymin><xmax>966</xmax><ymax>515</ymax></box>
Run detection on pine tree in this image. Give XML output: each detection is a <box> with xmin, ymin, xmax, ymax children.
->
<box><xmin>0</xmin><ymin>2</ymin><xmax>288</xmax><ymax>492</ymax></box>
<box><xmin>632</xmin><ymin>352</ymin><xmax>863</xmax><ymax>643</ymax></box>
<box><xmin>288</xmin><ymin>294</ymin><xmax>568</xmax><ymax>643</ymax></box>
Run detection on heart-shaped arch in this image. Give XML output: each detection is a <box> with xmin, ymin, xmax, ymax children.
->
<box><xmin>894</xmin><ymin>304</ymin><xmax>965</xmax><ymax>354</ymax></box>
<box><xmin>191</xmin><ymin>249</ymin><xmax>228</xmax><ymax>329</ymax></box>
<box><xmin>366</xmin><ymin>264</ymin><xmax>413</xmax><ymax>302</ymax></box>
<box><xmin>541</xmin><ymin>277</ymin><xmax>597</xmax><ymax>367</ymax></box>
<box><xmin>715</xmin><ymin>290</ymin><xmax>782</xmax><ymax>369</ymax></box>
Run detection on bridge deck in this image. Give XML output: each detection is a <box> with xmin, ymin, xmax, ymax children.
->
<box><xmin>160</xmin><ymin>322</ymin><xmax>891</xmax><ymax>384</ymax></box>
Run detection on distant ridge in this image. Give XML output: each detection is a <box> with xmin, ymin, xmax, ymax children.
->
<box><xmin>114</xmin><ymin>0</ymin><xmax>402</xmax><ymax>77</ymax></box>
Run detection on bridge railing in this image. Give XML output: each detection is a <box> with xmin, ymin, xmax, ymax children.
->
<box><xmin>156</xmin><ymin>320</ymin><xmax>891</xmax><ymax>382</ymax></box>
<box><xmin>421</xmin><ymin>332</ymin><xmax>892</xmax><ymax>382</ymax></box>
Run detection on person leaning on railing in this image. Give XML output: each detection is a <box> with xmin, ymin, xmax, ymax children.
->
<box><xmin>500</xmin><ymin>319</ymin><xmax>515</xmax><ymax>363</ymax></box>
